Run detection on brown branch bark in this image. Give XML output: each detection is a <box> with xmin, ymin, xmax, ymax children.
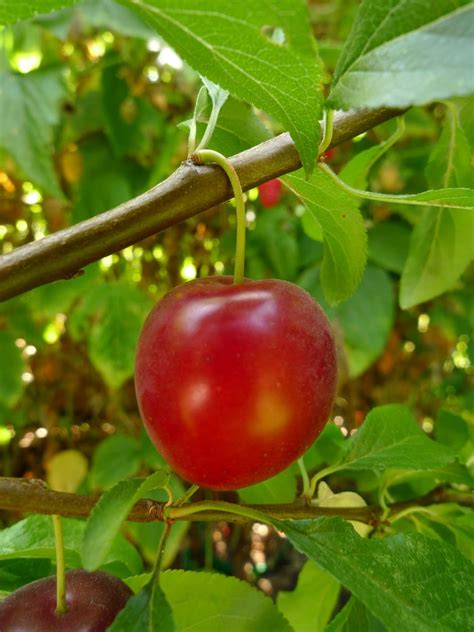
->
<box><xmin>0</xmin><ymin>477</ymin><xmax>470</xmax><ymax>525</ymax></box>
<box><xmin>0</xmin><ymin>107</ymin><xmax>406</xmax><ymax>302</ymax></box>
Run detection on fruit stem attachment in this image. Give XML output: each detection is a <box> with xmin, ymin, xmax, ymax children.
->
<box><xmin>152</xmin><ymin>521</ymin><xmax>173</xmax><ymax>581</ymax></box>
<box><xmin>52</xmin><ymin>514</ymin><xmax>67</xmax><ymax>615</ymax></box>
<box><xmin>175</xmin><ymin>483</ymin><xmax>200</xmax><ymax>507</ymax></box>
<box><xmin>318</xmin><ymin>109</ymin><xmax>335</xmax><ymax>156</ymax></box>
<box><xmin>192</xmin><ymin>149</ymin><xmax>246</xmax><ymax>284</ymax></box>
<box><xmin>168</xmin><ymin>499</ymin><xmax>273</xmax><ymax>524</ymax></box>
<box><xmin>297</xmin><ymin>458</ymin><xmax>312</xmax><ymax>501</ymax></box>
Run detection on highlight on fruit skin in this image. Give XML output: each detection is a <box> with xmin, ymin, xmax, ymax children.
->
<box><xmin>0</xmin><ymin>569</ymin><xmax>133</xmax><ymax>632</ymax></box>
<box><xmin>135</xmin><ymin>275</ymin><xmax>338</xmax><ymax>491</ymax></box>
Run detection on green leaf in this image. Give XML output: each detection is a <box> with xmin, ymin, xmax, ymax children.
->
<box><xmin>122</xmin><ymin>0</ymin><xmax>322</xmax><ymax>175</ymax></box>
<box><xmin>274</xmin><ymin>517</ymin><xmax>474</xmax><ymax>632</ymax></box>
<box><xmin>238</xmin><ymin>464</ymin><xmax>297</xmax><ymax>504</ymax></box>
<box><xmin>435</xmin><ymin>410</ymin><xmax>471</xmax><ymax>452</ymax></box>
<box><xmin>0</xmin><ymin>0</ymin><xmax>78</xmax><ymax>24</ymax></box>
<box><xmin>336</xmin><ymin>404</ymin><xmax>455</xmax><ymax>473</ymax></box>
<box><xmin>368</xmin><ymin>221</ymin><xmax>411</xmax><ymax>275</ymax></box>
<box><xmin>329</xmin><ymin>1</ymin><xmax>474</xmax><ymax>110</ymax></box>
<box><xmin>90</xmin><ymin>434</ymin><xmax>141</xmax><ymax>490</ymax></box>
<box><xmin>82</xmin><ymin>471</ymin><xmax>169</xmax><ymax>571</ymax></box>
<box><xmin>108</xmin><ymin>582</ymin><xmax>177</xmax><ymax>632</ymax></box>
<box><xmin>300</xmin><ymin>266</ymin><xmax>394</xmax><ymax>377</ymax></box>
<box><xmin>251</xmin><ymin>209</ymin><xmax>300</xmax><ymax>282</ymax></box>
<box><xmin>339</xmin><ymin>119</ymin><xmax>404</xmax><ymax>190</ymax></box>
<box><xmin>0</xmin><ymin>69</ymin><xmax>65</xmax><ymax>197</ymax></box>
<box><xmin>0</xmin><ymin>559</ymin><xmax>52</xmax><ymax>594</ymax></box>
<box><xmin>69</xmin><ymin>282</ymin><xmax>153</xmax><ymax>389</ymax></box>
<box><xmin>325</xmin><ymin>597</ymin><xmax>386</xmax><ymax>632</ymax></box>
<box><xmin>400</xmin><ymin>105</ymin><xmax>474</xmax><ymax>309</ymax></box>
<box><xmin>426</xmin><ymin>106</ymin><xmax>473</xmax><ymax>189</ymax></box>
<box><xmin>0</xmin><ymin>515</ymin><xmax>142</xmax><ymax>576</ymax></box>
<box><xmin>0</xmin><ymin>515</ymin><xmax>82</xmax><ymax>566</ymax></box>
<box><xmin>24</xmin><ymin>265</ymin><xmax>99</xmax><ymax>320</ymax></box>
<box><xmin>101</xmin><ymin>64</ymin><xmax>165</xmax><ymax>158</ymax></box>
<box><xmin>397</xmin><ymin>188</ymin><xmax>474</xmax><ymax>209</ymax></box>
<box><xmin>71</xmin><ymin>137</ymin><xmax>139</xmax><ymax>222</ymax></box>
<box><xmin>79</xmin><ymin>0</ymin><xmax>156</xmax><ymax>39</ymax></box>
<box><xmin>284</xmin><ymin>168</ymin><xmax>366</xmax><ymax>304</ymax></box>
<box><xmin>161</xmin><ymin>569</ymin><xmax>293</xmax><ymax>631</ymax></box>
<box><xmin>277</xmin><ymin>560</ymin><xmax>340</xmax><ymax>632</ymax></box>
<box><xmin>400</xmin><ymin>206</ymin><xmax>474</xmax><ymax>309</ymax></box>
<box><xmin>0</xmin><ymin>330</ymin><xmax>25</xmax><ymax>406</ymax></box>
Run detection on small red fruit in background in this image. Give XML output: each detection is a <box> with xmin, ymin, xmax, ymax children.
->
<box><xmin>135</xmin><ymin>276</ymin><xmax>338</xmax><ymax>490</ymax></box>
<box><xmin>258</xmin><ymin>178</ymin><xmax>282</xmax><ymax>208</ymax></box>
<box><xmin>0</xmin><ymin>569</ymin><xmax>132</xmax><ymax>631</ymax></box>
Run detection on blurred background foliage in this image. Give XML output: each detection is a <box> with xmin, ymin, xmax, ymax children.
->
<box><xmin>0</xmin><ymin>0</ymin><xmax>472</xmax><ymax>597</ymax></box>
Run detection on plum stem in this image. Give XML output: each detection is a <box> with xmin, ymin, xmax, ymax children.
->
<box><xmin>52</xmin><ymin>514</ymin><xmax>67</xmax><ymax>615</ymax></box>
<box><xmin>168</xmin><ymin>500</ymin><xmax>272</xmax><ymax>524</ymax></box>
<box><xmin>192</xmin><ymin>149</ymin><xmax>246</xmax><ymax>284</ymax></box>
<box><xmin>297</xmin><ymin>458</ymin><xmax>312</xmax><ymax>501</ymax></box>
<box><xmin>318</xmin><ymin>109</ymin><xmax>335</xmax><ymax>156</ymax></box>
<box><xmin>152</xmin><ymin>520</ymin><xmax>173</xmax><ymax>585</ymax></box>
<box><xmin>175</xmin><ymin>483</ymin><xmax>200</xmax><ymax>507</ymax></box>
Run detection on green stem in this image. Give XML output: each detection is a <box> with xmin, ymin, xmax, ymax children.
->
<box><xmin>188</xmin><ymin>85</ymin><xmax>208</xmax><ymax>157</ymax></box>
<box><xmin>152</xmin><ymin>521</ymin><xmax>173</xmax><ymax>582</ymax></box>
<box><xmin>193</xmin><ymin>149</ymin><xmax>246</xmax><ymax>284</ymax></box>
<box><xmin>297</xmin><ymin>458</ymin><xmax>312</xmax><ymax>500</ymax></box>
<box><xmin>52</xmin><ymin>514</ymin><xmax>67</xmax><ymax>615</ymax></box>
<box><xmin>318</xmin><ymin>109</ymin><xmax>335</xmax><ymax>156</ymax></box>
<box><xmin>308</xmin><ymin>464</ymin><xmax>344</xmax><ymax>499</ymax></box>
<box><xmin>390</xmin><ymin>505</ymin><xmax>437</xmax><ymax>525</ymax></box>
<box><xmin>318</xmin><ymin>160</ymin><xmax>455</xmax><ymax>209</ymax></box>
<box><xmin>383</xmin><ymin>116</ymin><xmax>405</xmax><ymax>151</ymax></box>
<box><xmin>168</xmin><ymin>500</ymin><xmax>271</xmax><ymax>525</ymax></box>
<box><xmin>195</xmin><ymin>104</ymin><xmax>220</xmax><ymax>153</ymax></box>
<box><xmin>175</xmin><ymin>483</ymin><xmax>200</xmax><ymax>507</ymax></box>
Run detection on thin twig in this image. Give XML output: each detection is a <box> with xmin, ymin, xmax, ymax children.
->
<box><xmin>0</xmin><ymin>107</ymin><xmax>407</xmax><ymax>302</ymax></box>
<box><xmin>0</xmin><ymin>477</ymin><xmax>471</xmax><ymax>525</ymax></box>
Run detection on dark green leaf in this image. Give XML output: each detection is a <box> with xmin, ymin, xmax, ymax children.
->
<box><xmin>0</xmin><ymin>559</ymin><xmax>52</xmax><ymax>593</ymax></box>
<box><xmin>0</xmin><ymin>69</ymin><xmax>65</xmax><ymax>197</ymax></box>
<box><xmin>71</xmin><ymin>137</ymin><xmax>138</xmax><ymax>222</ymax></box>
<box><xmin>329</xmin><ymin>1</ymin><xmax>474</xmax><ymax>109</ymax></box>
<box><xmin>274</xmin><ymin>517</ymin><xmax>474</xmax><ymax>632</ymax></box>
<box><xmin>0</xmin><ymin>330</ymin><xmax>25</xmax><ymax>406</ymax></box>
<box><xmin>300</xmin><ymin>266</ymin><xmax>394</xmax><ymax>377</ymax></box>
<box><xmin>435</xmin><ymin>410</ymin><xmax>471</xmax><ymax>452</ymax></box>
<box><xmin>68</xmin><ymin>282</ymin><xmax>153</xmax><ymax>388</ymax></box>
<box><xmin>102</xmin><ymin>64</ymin><xmax>165</xmax><ymax>158</ymax></box>
<box><xmin>368</xmin><ymin>221</ymin><xmax>411</xmax><ymax>275</ymax></box>
<box><xmin>400</xmin><ymin>104</ymin><xmax>474</xmax><ymax>308</ymax></box>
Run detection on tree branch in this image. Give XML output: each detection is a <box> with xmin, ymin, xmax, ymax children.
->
<box><xmin>0</xmin><ymin>107</ymin><xmax>406</xmax><ymax>302</ymax></box>
<box><xmin>1</xmin><ymin>477</ymin><xmax>471</xmax><ymax>525</ymax></box>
